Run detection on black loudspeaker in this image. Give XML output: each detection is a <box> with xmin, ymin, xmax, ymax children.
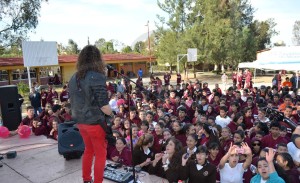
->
<box><xmin>0</xmin><ymin>85</ymin><xmax>22</xmax><ymax>131</ymax></box>
<box><xmin>58</xmin><ymin>122</ymin><xmax>85</xmax><ymax>160</ymax></box>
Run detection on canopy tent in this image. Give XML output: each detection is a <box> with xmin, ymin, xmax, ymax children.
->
<box><xmin>255</xmin><ymin>46</ymin><xmax>300</xmax><ymax>71</ymax></box>
<box><xmin>237</xmin><ymin>61</ymin><xmax>258</xmax><ymax>69</ymax></box>
<box><xmin>238</xmin><ymin>46</ymin><xmax>300</xmax><ymax>87</ymax></box>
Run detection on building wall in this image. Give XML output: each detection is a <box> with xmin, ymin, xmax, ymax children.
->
<box><xmin>62</xmin><ymin>65</ymin><xmax>76</xmax><ymax>84</ymax></box>
<box><xmin>133</xmin><ymin>62</ymin><xmax>147</xmax><ymax>76</ymax></box>
<box><xmin>0</xmin><ymin>60</ymin><xmax>151</xmax><ymax>86</ymax></box>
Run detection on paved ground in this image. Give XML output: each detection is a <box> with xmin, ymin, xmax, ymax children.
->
<box><xmin>0</xmin><ymin>135</ymin><xmax>164</xmax><ymax>183</ymax></box>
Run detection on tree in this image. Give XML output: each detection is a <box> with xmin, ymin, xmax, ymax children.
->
<box><xmin>94</xmin><ymin>38</ymin><xmax>106</xmax><ymax>51</ymax></box>
<box><xmin>133</xmin><ymin>41</ymin><xmax>146</xmax><ymax>53</ymax></box>
<box><xmin>251</xmin><ymin>19</ymin><xmax>278</xmax><ymax>50</ymax></box>
<box><xmin>121</xmin><ymin>46</ymin><xmax>133</xmax><ymax>53</ymax></box>
<box><xmin>155</xmin><ymin>0</ymin><xmax>277</xmax><ymax>70</ymax></box>
<box><xmin>0</xmin><ymin>0</ymin><xmax>48</xmax><ymax>46</ymax></box>
<box><xmin>65</xmin><ymin>39</ymin><xmax>79</xmax><ymax>54</ymax></box>
<box><xmin>292</xmin><ymin>20</ymin><xmax>300</xmax><ymax>46</ymax></box>
<box><xmin>94</xmin><ymin>38</ymin><xmax>118</xmax><ymax>54</ymax></box>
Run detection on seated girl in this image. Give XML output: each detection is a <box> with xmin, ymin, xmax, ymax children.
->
<box><xmin>148</xmin><ymin>137</ymin><xmax>183</xmax><ymax>182</ymax></box>
<box><xmin>110</xmin><ymin>138</ymin><xmax>132</xmax><ymax>166</ymax></box>
<box><xmin>132</xmin><ymin>133</ymin><xmax>154</xmax><ymax>172</ymax></box>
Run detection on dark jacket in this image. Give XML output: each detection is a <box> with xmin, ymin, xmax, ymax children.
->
<box><xmin>69</xmin><ymin>71</ymin><xmax>109</xmax><ymax>125</ymax></box>
<box><xmin>148</xmin><ymin>158</ymin><xmax>182</xmax><ymax>183</ymax></box>
<box><xmin>180</xmin><ymin>161</ymin><xmax>216</xmax><ymax>183</ymax></box>
<box><xmin>29</xmin><ymin>92</ymin><xmax>41</xmax><ymax>108</ymax></box>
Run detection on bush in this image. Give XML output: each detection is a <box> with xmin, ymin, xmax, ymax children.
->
<box><xmin>17</xmin><ymin>82</ymin><xmax>30</xmax><ymax>96</ymax></box>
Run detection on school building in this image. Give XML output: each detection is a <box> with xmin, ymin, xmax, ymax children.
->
<box><xmin>0</xmin><ymin>54</ymin><xmax>155</xmax><ymax>86</ymax></box>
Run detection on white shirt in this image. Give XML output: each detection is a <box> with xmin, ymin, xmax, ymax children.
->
<box><xmin>109</xmin><ymin>99</ymin><xmax>118</xmax><ymax>112</ymax></box>
<box><xmin>187</xmin><ymin>147</ymin><xmax>197</xmax><ymax>154</ymax></box>
<box><xmin>220</xmin><ymin>163</ymin><xmax>245</xmax><ymax>183</ymax></box>
<box><xmin>287</xmin><ymin>142</ymin><xmax>300</xmax><ymax>163</ymax></box>
<box><xmin>215</xmin><ymin>115</ymin><xmax>231</xmax><ymax>128</ymax></box>
<box><xmin>260</xmin><ymin>178</ymin><xmax>267</xmax><ymax>183</ymax></box>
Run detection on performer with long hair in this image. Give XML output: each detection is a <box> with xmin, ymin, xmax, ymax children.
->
<box><xmin>69</xmin><ymin>45</ymin><xmax>114</xmax><ymax>183</ymax></box>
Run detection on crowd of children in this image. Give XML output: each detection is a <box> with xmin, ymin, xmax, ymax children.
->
<box><xmin>20</xmin><ymin>71</ymin><xmax>300</xmax><ymax>182</ymax></box>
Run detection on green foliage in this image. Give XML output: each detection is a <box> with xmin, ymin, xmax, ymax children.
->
<box><xmin>134</xmin><ymin>41</ymin><xmax>146</xmax><ymax>53</ymax></box>
<box><xmin>17</xmin><ymin>81</ymin><xmax>30</xmax><ymax>96</ymax></box>
<box><xmin>0</xmin><ymin>0</ymin><xmax>48</xmax><ymax>47</ymax></box>
<box><xmin>0</xmin><ymin>44</ymin><xmax>23</xmax><ymax>57</ymax></box>
<box><xmin>155</xmin><ymin>0</ymin><xmax>278</xmax><ymax>69</ymax></box>
<box><xmin>121</xmin><ymin>46</ymin><xmax>133</xmax><ymax>53</ymax></box>
<box><xmin>65</xmin><ymin>39</ymin><xmax>80</xmax><ymax>54</ymax></box>
<box><xmin>94</xmin><ymin>38</ymin><xmax>119</xmax><ymax>54</ymax></box>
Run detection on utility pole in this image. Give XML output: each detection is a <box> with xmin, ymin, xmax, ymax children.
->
<box><xmin>145</xmin><ymin>20</ymin><xmax>152</xmax><ymax>74</ymax></box>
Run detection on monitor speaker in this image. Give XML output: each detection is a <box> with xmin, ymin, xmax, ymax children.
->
<box><xmin>0</xmin><ymin>85</ymin><xmax>22</xmax><ymax>131</ymax></box>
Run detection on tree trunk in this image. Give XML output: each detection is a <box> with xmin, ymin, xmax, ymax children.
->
<box><xmin>221</xmin><ymin>64</ymin><xmax>225</xmax><ymax>73</ymax></box>
<box><xmin>214</xmin><ymin>64</ymin><xmax>218</xmax><ymax>71</ymax></box>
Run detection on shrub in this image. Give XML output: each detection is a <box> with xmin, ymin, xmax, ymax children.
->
<box><xmin>17</xmin><ymin>82</ymin><xmax>30</xmax><ymax>96</ymax></box>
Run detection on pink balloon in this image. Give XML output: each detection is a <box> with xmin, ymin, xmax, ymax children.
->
<box><xmin>0</xmin><ymin>126</ymin><xmax>10</xmax><ymax>138</ymax></box>
<box><xmin>18</xmin><ymin>125</ymin><xmax>31</xmax><ymax>138</ymax></box>
<box><xmin>117</xmin><ymin>99</ymin><xmax>125</xmax><ymax>106</ymax></box>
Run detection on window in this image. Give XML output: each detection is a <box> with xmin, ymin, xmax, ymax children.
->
<box><xmin>0</xmin><ymin>70</ymin><xmax>8</xmax><ymax>81</ymax></box>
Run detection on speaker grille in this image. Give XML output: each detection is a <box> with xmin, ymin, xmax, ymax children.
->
<box><xmin>59</xmin><ymin>130</ymin><xmax>84</xmax><ymax>149</ymax></box>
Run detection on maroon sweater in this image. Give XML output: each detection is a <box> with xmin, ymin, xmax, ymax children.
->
<box><xmin>20</xmin><ymin>116</ymin><xmax>34</xmax><ymax>126</ymax></box>
<box><xmin>110</xmin><ymin>147</ymin><xmax>132</xmax><ymax>166</ymax></box>
<box><xmin>174</xmin><ymin>133</ymin><xmax>187</xmax><ymax>147</ymax></box>
<box><xmin>153</xmin><ymin>133</ymin><xmax>164</xmax><ymax>154</ymax></box>
<box><xmin>32</xmin><ymin>125</ymin><xmax>47</xmax><ymax>136</ymax></box>
<box><xmin>59</xmin><ymin>90</ymin><xmax>69</xmax><ymax>102</ymax></box>
<box><xmin>227</xmin><ymin>121</ymin><xmax>238</xmax><ymax>133</ymax></box>
<box><xmin>261</xmin><ymin>134</ymin><xmax>288</xmax><ymax>149</ymax></box>
<box><xmin>244</xmin><ymin>116</ymin><xmax>255</xmax><ymax>129</ymax></box>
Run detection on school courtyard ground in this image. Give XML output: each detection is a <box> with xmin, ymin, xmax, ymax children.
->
<box><xmin>0</xmin><ymin>71</ymin><xmax>279</xmax><ymax>183</ymax></box>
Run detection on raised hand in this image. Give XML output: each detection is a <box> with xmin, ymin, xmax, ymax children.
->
<box><xmin>181</xmin><ymin>153</ymin><xmax>189</xmax><ymax>166</ymax></box>
<box><xmin>228</xmin><ymin>142</ymin><xmax>237</xmax><ymax>155</ymax></box>
<box><xmin>162</xmin><ymin>152</ymin><xmax>169</xmax><ymax>164</ymax></box>
<box><xmin>241</xmin><ymin>142</ymin><xmax>252</xmax><ymax>155</ymax></box>
<box><xmin>154</xmin><ymin>153</ymin><xmax>163</xmax><ymax>162</ymax></box>
<box><xmin>265</xmin><ymin>148</ymin><xmax>276</xmax><ymax>163</ymax></box>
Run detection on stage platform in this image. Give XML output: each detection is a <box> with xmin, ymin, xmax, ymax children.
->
<box><xmin>0</xmin><ymin>135</ymin><xmax>166</xmax><ymax>183</ymax></box>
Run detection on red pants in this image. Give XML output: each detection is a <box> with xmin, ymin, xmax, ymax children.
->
<box><xmin>78</xmin><ymin>124</ymin><xmax>107</xmax><ymax>183</ymax></box>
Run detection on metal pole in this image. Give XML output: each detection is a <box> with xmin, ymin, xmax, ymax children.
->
<box><xmin>27</xmin><ymin>66</ymin><xmax>32</xmax><ymax>89</ymax></box>
<box><xmin>177</xmin><ymin>55</ymin><xmax>180</xmax><ymax>73</ymax></box>
<box><xmin>146</xmin><ymin>21</ymin><xmax>152</xmax><ymax>74</ymax></box>
<box><xmin>297</xmin><ymin>71</ymin><xmax>299</xmax><ymax>89</ymax></box>
<box><xmin>194</xmin><ymin>62</ymin><xmax>196</xmax><ymax>78</ymax></box>
<box><xmin>254</xmin><ymin>68</ymin><xmax>256</xmax><ymax>86</ymax></box>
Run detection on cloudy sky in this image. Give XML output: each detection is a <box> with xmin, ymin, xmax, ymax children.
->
<box><xmin>28</xmin><ymin>0</ymin><xmax>300</xmax><ymax>49</ymax></box>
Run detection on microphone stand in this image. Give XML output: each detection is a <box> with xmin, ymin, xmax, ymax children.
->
<box><xmin>107</xmin><ymin>65</ymin><xmax>138</xmax><ymax>183</ymax></box>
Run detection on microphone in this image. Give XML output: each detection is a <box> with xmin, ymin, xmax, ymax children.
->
<box><xmin>107</xmin><ymin>65</ymin><xmax>115</xmax><ymax>70</ymax></box>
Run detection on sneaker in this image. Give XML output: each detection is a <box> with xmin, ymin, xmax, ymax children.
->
<box><xmin>83</xmin><ymin>180</ymin><xmax>93</xmax><ymax>183</ymax></box>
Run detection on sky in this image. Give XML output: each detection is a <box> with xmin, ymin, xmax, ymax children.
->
<box><xmin>28</xmin><ymin>0</ymin><xmax>300</xmax><ymax>49</ymax></box>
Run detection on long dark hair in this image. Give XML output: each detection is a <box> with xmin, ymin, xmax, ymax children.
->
<box><xmin>76</xmin><ymin>45</ymin><xmax>106</xmax><ymax>79</ymax></box>
<box><xmin>166</xmin><ymin>137</ymin><xmax>183</xmax><ymax>170</ymax></box>
<box><xmin>257</xmin><ymin>158</ymin><xmax>290</xmax><ymax>183</ymax></box>
<box><xmin>203</xmin><ymin>123</ymin><xmax>220</xmax><ymax>146</ymax></box>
